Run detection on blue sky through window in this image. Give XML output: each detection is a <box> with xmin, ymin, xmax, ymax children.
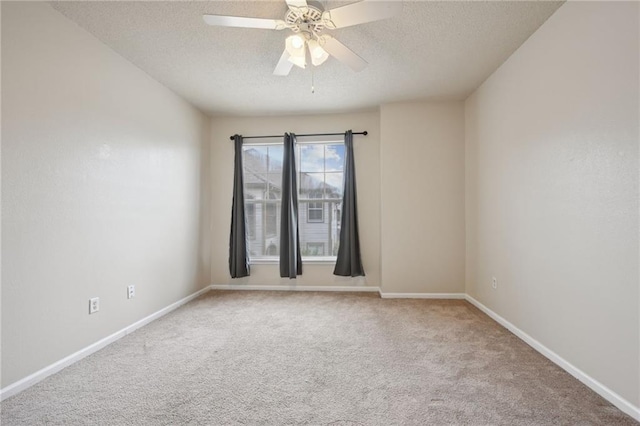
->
<box><xmin>299</xmin><ymin>144</ymin><xmax>344</xmax><ymax>196</ymax></box>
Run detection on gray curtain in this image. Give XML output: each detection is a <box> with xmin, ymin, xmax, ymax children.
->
<box><xmin>279</xmin><ymin>133</ymin><xmax>302</xmax><ymax>278</ymax></box>
<box><xmin>229</xmin><ymin>134</ymin><xmax>250</xmax><ymax>278</ymax></box>
<box><xmin>334</xmin><ymin>130</ymin><xmax>365</xmax><ymax>277</ymax></box>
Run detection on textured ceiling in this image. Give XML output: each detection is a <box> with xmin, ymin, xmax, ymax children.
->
<box><xmin>50</xmin><ymin>1</ymin><xmax>563</xmax><ymax>116</ymax></box>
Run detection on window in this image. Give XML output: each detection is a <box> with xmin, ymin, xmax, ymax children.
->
<box><xmin>242</xmin><ymin>145</ymin><xmax>282</xmax><ymax>259</ymax></box>
<box><xmin>307</xmin><ymin>191</ymin><xmax>324</xmax><ymax>223</ymax></box>
<box><xmin>298</xmin><ymin>143</ymin><xmax>344</xmax><ymax>258</ymax></box>
<box><xmin>242</xmin><ymin>141</ymin><xmax>344</xmax><ymax>261</ymax></box>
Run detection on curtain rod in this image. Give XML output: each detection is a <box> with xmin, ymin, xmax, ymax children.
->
<box><xmin>229</xmin><ymin>131</ymin><xmax>367</xmax><ymax>141</ymax></box>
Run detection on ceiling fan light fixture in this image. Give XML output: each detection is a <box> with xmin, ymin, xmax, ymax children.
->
<box><xmin>286</xmin><ymin>34</ymin><xmax>306</xmax><ymax>57</ymax></box>
<box><xmin>291</xmin><ymin>34</ymin><xmax>305</xmax><ymax>49</ymax></box>
<box><xmin>285</xmin><ymin>33</ymin><xmax>307</xmax><ymax>69</ymax></box>
<box><xmin>307</xmin><ymin>38</ymin><xmax>329</xmax><ymax>66</ymax></box>
<box><xmin>287</xmin><ymin>54</ymin><xmax>306</xmax><ymax>69</ymax></box>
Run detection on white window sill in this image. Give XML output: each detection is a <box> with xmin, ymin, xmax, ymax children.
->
<box><xmin>250</xmin><ymin>257</ymin><xmax>336</xmax><ymax>265</ymax></box>
<box><xmin>303</xmin><ymin>257</ymin><xmax>337</xmax><ymax>264</ymax></box>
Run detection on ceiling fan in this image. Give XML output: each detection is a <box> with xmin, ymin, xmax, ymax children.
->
<box><xmin>203</xmin><ymin>0</ymin><xmax>402</xmax><ymax>76</ymax></box>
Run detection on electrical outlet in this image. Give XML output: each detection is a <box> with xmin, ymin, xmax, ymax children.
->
<box><xmin>89</xmin><ymin>297</ymin><xmax>100</xmax><ymax>314</ymax></box>
<box><xmin>492</xmin><ymin>277</ymin><xmax>498</xmax><ymax>290</ymax></box>
<box><xmin>127</xmin><ymin>285</ymin><xmax>135</xmax><ymax>299</ymax></box>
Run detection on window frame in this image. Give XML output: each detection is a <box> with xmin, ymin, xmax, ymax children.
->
<box><xmin>242</xmin><ymin>139</ymin><xmax>344</xmax><ymax>264</ymax></box>
<box><xmin>307</xmin><ymin>202</ymin><xmax>324</xmax><ymax>223</ymax></box>
<box><xmin>306</xmin><ymin>190</ymin><xmax>325</xmax><ymax>223</ymax></box>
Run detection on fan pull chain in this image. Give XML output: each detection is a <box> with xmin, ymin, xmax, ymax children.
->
<box><xmin>311</xmin><ymin>68</ymin><xmax>315</xmax><ymax>94</ymax></box>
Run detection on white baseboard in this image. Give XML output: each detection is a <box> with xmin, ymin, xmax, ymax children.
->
<box><xmin>210</xmin><ymin>284</ymin><xmax>380</xmax><ymax>293</ymax></box>
<box><xmin>0</xmin><ymin>285</ymin><xmax>212</xmax><ymax>402</ymax></box>
<box><xmin>465</xmin><ymin>294</ymin><xmax>640</xmax><ymax>422</ymax></box>
<box><xmin>212</xmin><ymin>286</ymin><xmax>465</xmax><ymax>300</ymax></box>
<box><xmin>379</xmin><ymin>292</ymin><xmax>466</xmax><ymax>299</ymax></box>
<box><xmin>211</xmin><ymin>285</ymin><xmax>465</xmax><ymax>300</ymax></box>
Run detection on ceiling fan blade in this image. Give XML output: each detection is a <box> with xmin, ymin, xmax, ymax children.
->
<box><xmin>285</xmin><ymin>0</ymin><xmax>308</xmax><ymax>8</ymax></box>
<box><xmin>321</xmin><ymin>36</ymin><xmax>368</xmax><ymax>72</ymax></box>
<box><xmin>273</xmin><ymin>49</ymin><xmax>294</xmax><ymax>76</ymax></box>
<box><xmin>323</xmin><ymin>0</ymin><xmax>402</xmax><ymax>29</ymax></box>
<box><xmin>202</xmin><ymin>14</ymin><xmax>285</xmax><ymax>30</ymax></box>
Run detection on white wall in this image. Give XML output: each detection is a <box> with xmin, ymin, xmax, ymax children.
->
<box><xmin>465</xmin><ymin>1</ymin><xmax>639</xmax><ymax>408</ymax></box>
<box><xmin>380</xmin><ymin>101</ymin><xmax>466</xmax><ymax>294</ymax></box>
<box><xmin>1</xmin><ymin>2</ymin><xmax>211</xmax><ymax>388</ymax></box>
<box><xmin>210</xmin><ymin>112</ymin><xmax>381</xmax><ymax>288</ymax></box>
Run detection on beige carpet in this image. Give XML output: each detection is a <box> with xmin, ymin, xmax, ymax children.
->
<box><xmin>1</xmin><ymin>291</ymin><xmax>636</xmax><ymax>425</ymax></box>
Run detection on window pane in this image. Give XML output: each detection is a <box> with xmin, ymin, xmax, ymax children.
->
<box><xmin>246</xmin><ymin>203</ymin><xmax>256</xmax><ymax>240</ymax></box>
<box><xmin>244</xmin><ymin>200</ymin><xmax>281</xmax><ymax>258</ymax></box>
<box><xmin>243</xmin><ymin>146</ymin><xmax>267</xmax><ymax>173</ymax></box>
<box><xmin>268</xmin><ymin>181</ymin><xmax>282</xmax><ymax>199</ymax></box>
<box><xmin>265</xmin><ymin>202</ymin><xmax>278</xmax><ymax>237</ymax></box>
<box><xmin>305</xmin><ymin>242</ymin><xmax>325</xmax><ymax>256</ymax></box>
<box><xmin>267</xmin><ymin>146</ymin><xmax>283</xmax><ymax>172</ymax></box>
<box><xmin>299</xmin><ymin>200</ymin><xmax>342</xmax><ymax>257</ymax></box>
<box><xmin>300</xmin><ymin>145</ymin><xmax>325</xmax><ymax>173</ymax></box>
<box><xmin>243</xmin><ymin>147</ymin><xmax>268</xmax><ymax>201</ymax></box>
<box><xmin>325</xmin><ymin>172</ymin><xmax>343</xmax><ymax>199</ymax></box>
<box><xmin>299</xmin><ymin>173</ymin><xmax>325</xmax><ymax>199</ymax></box>
<box><xmin>330</xmin><ymin>200</ymin><xmax>342</xmax><ymax>256</ymax></box>
<box><xmin>325</xmin><ymin>144</ymin><xmax>344</xmax><ymax>172</ymax></box>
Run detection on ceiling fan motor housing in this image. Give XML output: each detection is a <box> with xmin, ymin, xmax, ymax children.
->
<box><xmin>285</xmin><ymin>4</ymin><xmax>325</xmax><ymax>35</ymax></box>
